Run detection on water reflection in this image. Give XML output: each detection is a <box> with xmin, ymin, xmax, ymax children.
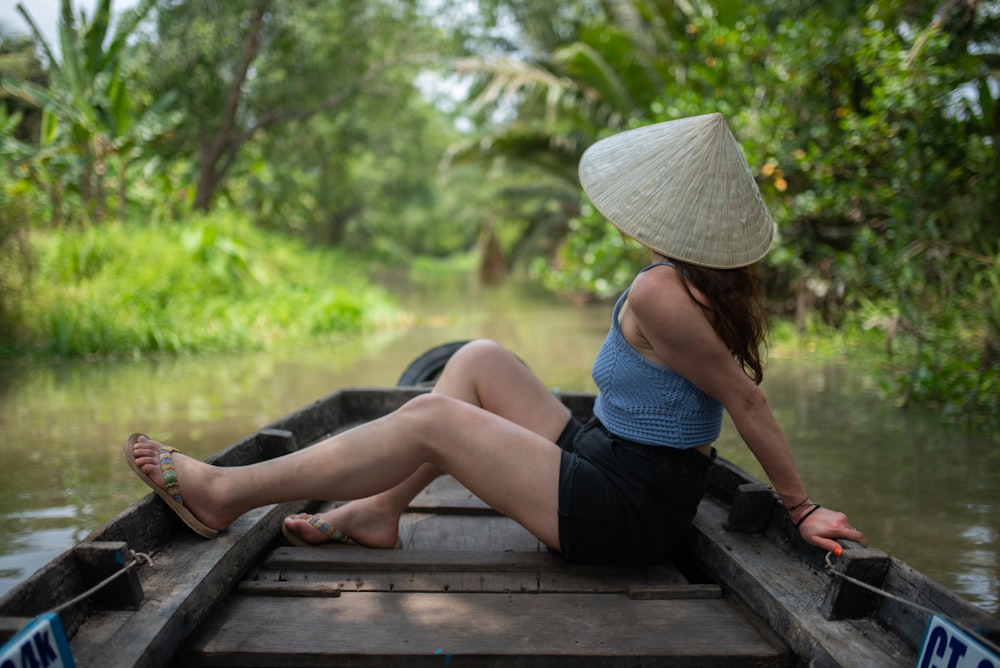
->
<box><xmin>0</xmin><ymin>276</ymin><xmax>997</xmax><ymax>617</ymax></box>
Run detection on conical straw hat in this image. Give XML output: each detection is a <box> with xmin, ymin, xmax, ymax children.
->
<box><xmin>578</xmin><ymin>113</ymin><xmax>774</xmax><ymax>268</ymax></box>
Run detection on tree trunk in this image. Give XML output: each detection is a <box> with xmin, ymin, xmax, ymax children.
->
<box><xmin>80</xmin><ymin>143</ymin><xmax>93</xmax><ymax>222</ymax></box>
<box><xmin>479</xmin><ymin>224</ymin><xmax>508</xmax><ymax>286</ymax></box>
<box><xmin>118</xmin><ymin>161</ymin><xmax>128</xmax><ymax>220</ymax></box>
<box><xmin>192</xmin><ymin>0</ymin><xmax>270</xmax><ymax>212</ymax></box>
<box><xmin>94</xmin><ymin>152</ymin><xmax>106</xmax><ymax>223</ymax></box>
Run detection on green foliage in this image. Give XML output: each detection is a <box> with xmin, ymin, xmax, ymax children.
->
<box><xmin>138</xmin><ymin>0</ymin><xmax>451</xmax><ymax>227</ymax></box>
<box><xmin>8</xmin><ymin>213</ymin><xmax>403</xmax><ymax>359</ymax></box>
<box><xmin>0</xmin><ymin>33</ymin><xmax>48</xmax><ymax>143</ymax></box>
<box><xmin>859</xmin><ymin>252</ymin><xmax>1000</xmax><ymax>424</ymax></box>
<box><xmin>0</xmin><ymin>105</ymin><xmax>40</xmax><ymax>354</ymax></box>
<box><xmin>2</xmin><ymin>0</ymin><xmax>177</xmax><ymax>223</ymax></box>
<box><xmin>531</xmin><ymin>205</ymin><xmax>646</xmax><ymax>300</ymax></box>
<box><xmin>0</xmin><ymin>191</ymin><xmax>31</xmax><ymax>355</ymax></box>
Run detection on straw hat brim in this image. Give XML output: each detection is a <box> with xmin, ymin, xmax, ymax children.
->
<box><xmin>579</xmin><ymin>113</ymin><xmax>774</xmax><ymax>269</ymax></box>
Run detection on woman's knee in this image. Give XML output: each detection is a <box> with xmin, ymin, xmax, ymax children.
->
<box><xmin>451</xmin><ymin>338</ymin><xmax>506</xmax><ymax>362</ymax></box>
<box><xmin>446</xmin><ymin>339</ymin><xmax>517</xmax><ymax>376</ymax></box>
<box><xmin>397</xmin><ymin>393</ymin><xmax>463</xmax><ymax>434</ymax></box>
<box><xmin>395</xmin><ymin>393</ymin><xmax>476</xmax><ymax>462</ymax></box>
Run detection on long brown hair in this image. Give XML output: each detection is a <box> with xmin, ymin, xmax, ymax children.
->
<box><xmin>672</xmin><ymin>259</ymin><xmax>768</xmax><ymax>384</ymax></box>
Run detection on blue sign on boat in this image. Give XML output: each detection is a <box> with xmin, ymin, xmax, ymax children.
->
<box><xmin>0</xmin><ymin>613</ymin><xmax>75</xmax><ymax>668</ymax></box>
<box><xmin>917</xmin><ymin>615</ymin><xmax>999</xmax><ymax>668</ymax></box>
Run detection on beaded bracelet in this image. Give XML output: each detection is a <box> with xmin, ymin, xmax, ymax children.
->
<box><xmin>795</xmin><ymin>503</ymin><xmax>822</xmax><ymax>529</ymax></box>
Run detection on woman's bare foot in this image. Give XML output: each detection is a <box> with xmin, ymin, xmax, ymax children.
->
<box><xmin>129</xmin><ymin>434</ymin><xmax>241</xmax><ymax>533</ymax></box>
<box><xmin>283</xmin><ymin>501</ymin><xmax>400</xmax><ymax>548</ymax></box>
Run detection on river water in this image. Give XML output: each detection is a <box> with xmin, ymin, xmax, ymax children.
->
<box><xmin>0</xmin><ymin>272</ymin><xmax>997</xmax><ymax>616</ymax></box>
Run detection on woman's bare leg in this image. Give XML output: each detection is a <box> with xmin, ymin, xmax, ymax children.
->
<box><xmin>286</xmin><ymin>339</ymin><xmax>575</xmax><ymax>546</ymax></box>
<box><xmin>285</xmin><ymin>340</ymin><xmax>572</xmax><ymax>546</ymax></box>
<box><xmin>284</xmin><ymin>463</ymin><xmax>441</xmax><ymax>548</ymax></box>
<box><xmin>131</xmin><ymin>340</ymin><xmax>573</xmax><ymax>548</ymax></box>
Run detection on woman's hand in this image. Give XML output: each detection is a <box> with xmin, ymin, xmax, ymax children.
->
<box><xmin>794</xmin><ymin>504</ymin><xmax>868</xmax><ymax>553</ymax></box>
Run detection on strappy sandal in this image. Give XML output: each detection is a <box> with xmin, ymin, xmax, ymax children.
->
<box><xmin>282</xmin><ymin>514</ymin><xmax>403</xmax><ymax>549</ymax></box>
<box><xmin>124</xmin><ymin>432</ymin><xmax>219</xmax><ymax>538</ymax></box>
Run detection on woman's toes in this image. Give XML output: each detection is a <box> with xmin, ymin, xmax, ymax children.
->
<box><xmin>284</xmin><ymin>515</ymin><xmax>328</xmax><ymax>545</ymax></box>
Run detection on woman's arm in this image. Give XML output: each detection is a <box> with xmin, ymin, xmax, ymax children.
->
<box><xmin>623</xmin><ymin>266</ymin><xmax>867</xmax><ymax>552</ymax></box>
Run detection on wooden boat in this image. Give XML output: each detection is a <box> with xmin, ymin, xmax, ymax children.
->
<box><xmin>2</xmin><ymin>354</ymin><xmax>999</xmax><ymax>666</ymax></box>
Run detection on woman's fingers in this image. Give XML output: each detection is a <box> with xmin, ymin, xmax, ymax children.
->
<box><xmin>799</xmin><ymin>506</ymin><xmax>868</xmax><ymax>552</ymax></box>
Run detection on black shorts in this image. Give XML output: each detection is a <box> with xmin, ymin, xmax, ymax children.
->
<box><xmin>555</xmin><ymin>417</ymin><xmax>714</xmax><ymax>565</ymax></box>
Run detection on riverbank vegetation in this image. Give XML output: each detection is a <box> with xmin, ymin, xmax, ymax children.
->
<box><xmin>6</xmin><ymin>214</ymin><xmax>402</xmax><ymax>358</ymax></box>
<box><xmin>1</xmin><ymin>0</ymin><xmax>997</xmax><ymax>425</ymax></box>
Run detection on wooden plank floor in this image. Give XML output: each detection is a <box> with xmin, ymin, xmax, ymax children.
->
<box><xmin>181</xmin><ymin>477</ymin><xmax>789</xmax><ymax>667</ymax></box>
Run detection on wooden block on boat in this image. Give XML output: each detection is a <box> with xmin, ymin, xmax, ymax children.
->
<box><xmin>725</xmin><ymin>482</ymin><xmax>776</xmax><ymax>533</ymax></box>
<box><xmin>73</xmin><ymin>541</ymin><xmax>144</xmax><ymax>610</ymax></box>
<box><xmin>821</xmin><ymin>545</ymin><xmax>890</xmax><ymax>620</ymax></box>
<box><xmin>255</xmin><ymin>427</ymin><xmax>297</xmax><ymax>458</ymax></box>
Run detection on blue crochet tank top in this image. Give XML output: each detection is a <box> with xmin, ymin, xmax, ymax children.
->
<box><xmin>592</xmin><ymin>262</ymin><xmax>723</xmax><ymax>448</ymax></box>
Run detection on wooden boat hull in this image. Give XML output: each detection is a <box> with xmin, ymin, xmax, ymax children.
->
<box><xmin>1</xmin><ymin>388</ymin><xmax>997</xmax><ymax>667</ymax></box>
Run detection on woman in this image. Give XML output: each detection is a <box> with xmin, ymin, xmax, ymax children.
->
<box><xmin>127</xmin><ymin>113</ymin><xmax>867</xmax><ymax>564</ymax></box>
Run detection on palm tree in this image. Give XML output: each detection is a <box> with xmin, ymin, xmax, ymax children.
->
<box><xmin>1</xmin><ymin>0</ymin><xmax>173</xmax><ymax>222</ymax></box>
<box><xmin>446</xmin><ymin>0</ymin><xmax>711</xmax><ymax>279</ymax></box>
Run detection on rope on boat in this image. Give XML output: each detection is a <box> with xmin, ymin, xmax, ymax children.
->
<box><xmin>824</xmin><ymin>551</ymin><xmax>997</xmax><ymax>650</ymax></box>
<box><xmin>49</xmin><ymin>550</ymin><xmax>153</xmax><ymax>614</ymax></box>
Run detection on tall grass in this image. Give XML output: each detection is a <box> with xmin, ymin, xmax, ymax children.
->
<box><xmin>9</xmin><ymin>213</ymin><xmax>405</xmax><ymax>359</ymax></box>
